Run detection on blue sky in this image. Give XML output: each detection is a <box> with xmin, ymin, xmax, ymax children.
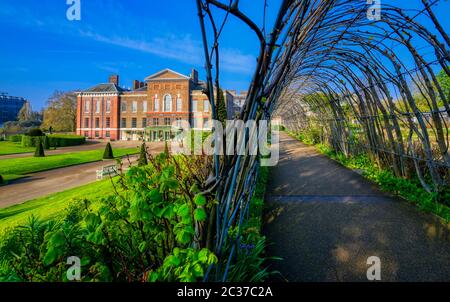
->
<box><xmin>0</xmin><ymin>0</ymin><xmax>449</xmax><ymax>110</ymax></box>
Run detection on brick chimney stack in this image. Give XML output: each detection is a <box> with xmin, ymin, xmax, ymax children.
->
<box><xmin>190</xmin><ymin>69</ymin><xmax>198</xmax><ymax>84</ymax></box>
<box><xmin>133</xmin><ymin>80</ymin><xmax>140</xmax><ymax>90</ymax></box>
<box><xmin>109</xmin><ymin>75</ymin><xmax>119</xmax><ymax>86</ymax></box>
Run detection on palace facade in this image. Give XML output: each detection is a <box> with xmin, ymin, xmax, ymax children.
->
<box><xmin>76</xmin><ymin>68</ymin><xmax>235</xmax><ymax>141</ymax></box>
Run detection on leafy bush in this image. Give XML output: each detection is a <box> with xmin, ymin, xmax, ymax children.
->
<box><xmin>27</xmin><ymin>128</ymin><xmax>43</xmax><ymax>137</ymax></box>
<box><xmin>0</xmin><ymin>153</ymin><xmax>218</xmax><ymax>282</ymax></box>
<box><xmin>103</xmin><ymin>142</ymin><xmax>114</xmax><ymax>159</ymax></box>
<box><xmin>43</xmin><ymin>136</ymin><xmax>50</xmax><ymax>150</ymax></box>
<box><xmin>21</xmin><ymin>135</ymin><xmax>44</xmax><ymax>147</ymax></box>
<box><xmin>34</xmin><ymin>140</ymin><xmax>45</xmax><ymax>157</ymax></box>
<box><xmin>47</xmin><ymin>134</ymin><xmax>85</xmax><ymax>147</ymax></box>
<box><xmin>8</xmin><ymin>135</ymin><xmax>22</xmax><ymax>143</ymax></box>
<box><xmin>138</xmin><ymin>143</ymin><xmax>148</xmax><ymax>166</ymax></box>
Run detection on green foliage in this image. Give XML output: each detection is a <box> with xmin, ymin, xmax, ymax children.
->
<box><xmin>43</xmin><ymin>136</ymin><xmax>50</xmax><ymax>150</ymax></box>
<box><xmin>47</xmin><ymin>134</ymin><xmax>85</xmax><ymax>147</ymax></box>
<box><xmin>0</xmin><ymin>153</ymin><xmax>217</xmax><ymax>282</ymax></box>
<box><xmin>21</xmin><ymin>135</ymin><xmax>44</xmax><ymax>147</ymax></box>
<box><xmin>138</xmin><ymin>143</ymin><xmax>148</xmax><ymax>166</ymax></box>
<box><xmin>437</xmin><ymin>68</ymin><xmax>450</xmax><ymax>102</ymax></box>
<box><xmin>217</xmin><ymin>88</ymin><xmax>227</xmax><ymax>124</ymax></box>
<box><xmin>164</xmin><ymin>140</ymin><xmax>169</xmax><ymax>155</ymax></box>
<box><xmin>8</xmin><ymin>135</ymin><xmax>22</xmax><ymax>143</ymax></box>
<box><xmin>0</xmin><ymin>175</ymin><xmax>3</xmax><ymax>184</ymax></box>
<box><xmin>103</xmin><ymin>142</ymin><xmax>114</xmax><ymax>159</ymax></box>
<box><xmin>34</xmin><ymin>141</ymin><xmax>45</xmax><ymax>157</ymax></box>
<box><xmin>26</xmin><ymin>128</ymin><xmax>43</xmax><ymax>137</ymax></box>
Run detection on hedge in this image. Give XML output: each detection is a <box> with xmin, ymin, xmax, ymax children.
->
<box><xmin>8</xmin><ymin>135</ymin><xmax>22</xmax><ymax>143</ymax></box>
<box><xmin>21</xmin><ymin>135</ymin><xmax>44</xmax><ymax>147</ymax></box>
<box><xmin>21</xmin><ymin>134</ymin><xmax>86</xmax><ymax>147</ymax></box>
<box><xmin>47</xmin><ymin>134</ymin><xmax>86</xmax><ymax>147</ymax></box>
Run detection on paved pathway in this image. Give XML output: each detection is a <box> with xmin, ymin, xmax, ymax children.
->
<box><xmin>263</xmin><ymin>132</ymin><xmax>450</xmax><ymax>281</ymax></box>
<box><xmin>0</xmin><ymin>143</ymin><xmax>165</xmax><ymax>208</ymax></box>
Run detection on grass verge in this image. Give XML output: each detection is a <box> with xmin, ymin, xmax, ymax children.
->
<box><xmin>0</xmin><ymin>141</ymin><xmax>35</xmax><ymax>156</ymax></box>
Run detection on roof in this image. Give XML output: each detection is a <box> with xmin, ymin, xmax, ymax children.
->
<box><xmin>145</xmin><ymin>68</ymin><xmax>190</xmax><ymax>81</ymax></box>
<box><xmin>83</xmin><ymin>83</ymin><xmax>128</xmax><ymax>93</ymax></box>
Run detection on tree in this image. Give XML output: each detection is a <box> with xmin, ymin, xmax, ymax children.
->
<box><xmin>164</xmin><ymin>141</ymin><xmax>169</xmax><ymax>155</ymax></box>
<box><xmin>34</xmin><ymin>141</ymin><xmax>45</xmax><ymax>157</ymax></box>
<box><xmin>18</xmin><ymin>102</ymin><xmax>33</xmax><ymax>122</ymax></box>
<box><xmin>216</xmin><ymin>88</ymin><xmax>227</xmax><ymax>124</ymax></box>
<box><xmin>103</xmin><ymin>142</ymin><xmax>114</xmax><ymax>159</ymax></box>
<box><xmin>437</xmin><ymin>68</ymin><xmax>450</xmax><ymax>103</ymax></box>
<box><xmin>0</xmin><ymin>175</ymin><xmax>3</xmax><ymax>184</ymax></box>
<box><xmin>138</xmin><ymin>143</ymin><xmax>148</xmax><ymax>166</ymax></box>
<box><xmin>41</xmin><ymin>91</ymin><xmax>77</xmax><ymax>132</ymax></box>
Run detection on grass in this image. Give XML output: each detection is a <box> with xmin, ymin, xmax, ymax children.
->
<box><xmin>0</xmin><ymin>179</ymin><xmax>117</xmax><ymax>234</ymax></box>
<box><xmin>0</xmin><ymin>141</ymin><xmax>35</xmax><ymax>156</ymax></box>
<box><xmin>0</xmin><ymin>147</ymin><xmax>138</xmax><ymax>181</ymax></box>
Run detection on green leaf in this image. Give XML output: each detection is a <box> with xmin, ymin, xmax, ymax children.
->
<box><xmin>193</xmin><ymin>194</ymin><xmax>206</xmax><ymax>206</ymax></box>
<box><xmin>194</xmin><ymin>208</ymin><xmax>207</xmax><ymax>221</ymax></box>
<box><xmin>177</xmin><ymin>204</ymin><xmax>190</xmax><ymax>218</ymax></box>
<box><xmin>49</xmin><ymin>231</ymin><xmax>66</xmax><ymax>247</ymax></box>
<box><xmin>43</xmin><ymin>247</ymin><xmax>59</xmax><ymax>266</ymax></box>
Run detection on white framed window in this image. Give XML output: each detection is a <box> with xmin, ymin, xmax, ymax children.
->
<box><xmin>132</xmin><ymin>101</ymin><xmax>137</xmax><ymax>113</ymax></box>
<box><xmin>121</xmin><ymin>101</ymin><xmax>127</xmax><ymax>112</ymax></box>
<box><xmin>204</xmin><ymin>100</ymin><xmax>209</xmax><ymax>112</ymax></box>
<box><xmin>164</xmin><ymin>94</ymin><xmax>172</xmax><ymax>112</ymax></box>
<box><xmin>143</xmin><ymin>101</ymin><xmax>147</xmax><ymax>112</ymax></box>
<box><xmin>95</xmin><ymin>100</ymin><xmax>101</xmax><ymax>113</ymax></box>
<box><xmin>192</xmin><ymin>100</ymin><xmax>198</xmax><ymax>112</ymax></box>
<box><xmin>176</xmin><ymin>95</ymin><xmax>182</xmax><ymax>112</ymax></box>
<box><xmin>154</xmin><ymin>95</ymin><xmax>159</xmax><ymax>112</ymax></box>
<box><xmin>106</xmin><ymin>99</ymin><xmax>111</xmax><ymax>113</ymax></box>
<box><xmin>84</xmin><ymin>100</ymin><xmax>90</xmax><ymax>113</ymax></box>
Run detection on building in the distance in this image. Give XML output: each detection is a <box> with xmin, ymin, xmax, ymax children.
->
<box><xmin>226</xmin><ymin>90</ymin><xmax>247</xmax><ymax>118</ymax></box>
<box><xmin>0</xmin><ymin>93</ymin><xmax>27</xmax><ymax>126</ymax></box>
<box><xmin>76</xmin><ymin>68</ymin><xmax>236</xmax><ymax>141</ymax></box>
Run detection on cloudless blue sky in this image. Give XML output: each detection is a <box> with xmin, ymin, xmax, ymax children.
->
<box><xmin>0</xmin><ymin>0</ymin><xmax>449</xmax><ymax>110</ymax></box>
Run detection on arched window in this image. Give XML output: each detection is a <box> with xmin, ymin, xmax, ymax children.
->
<box><xmin>163</xmin><ymin>94</ymin><xmax>172</xmax><ymax>112</ymax></box>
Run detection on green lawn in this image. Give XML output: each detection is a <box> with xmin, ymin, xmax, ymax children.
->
<box><xmin>0</xmin><ymin>179</ymin><xmax>117</xmax><ymax>234</ymax></box>
<box><xmin>0</xmin><ymin>141</ymin><xmax>35</xmax><ymax>155</ymax></box>
<box><xmin>0</xmin><ymin>147</ymin><xmax>138</xmax><ymax>181</ymax></box>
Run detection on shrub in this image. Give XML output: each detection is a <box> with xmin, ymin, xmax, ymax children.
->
<box><xmin>43</xmin><ymin>136</ymin><xmax>50</xmax><ymax>150</ymax></box>
<box><xmin>22</xmin><ymin>135</ymin><xmax>44</xmax><ymax>147</ymax></box>
<box><xmin>164</xmin><ymin>141</ymin><xmax>169</xmax><ymax>155</ymax></box>
<box><xmin>8</xmin><ymin>135</ymin><xmax>22</xmax><ymax>143</ymax></box>
<box><xmin>27</xmin><ymin>128</ymin><xmax>43</xmax><ymax>137</ymax></box>
<box><xmin>103</xmin><ymin>142</ymin><xmax>114</xmax><ymax>159</ymax></box>
<box><xmin>138</xmin><ymin>143</ymin><xmax>148</xmax><ymax>166</ymax></box>
<box><xmin>47</xmin><ymin>134</ymin><xmax>85</xmax><ymax>147</ymax></box>
<box><xmin>34</xmin><ymin>140</ymin><xmax>45</xmax><ymax>157</ymax></box>
<box><xmin>0</xmin><ymin>175</ymin><xmax>3</xmax><ymax>184</ymax></box>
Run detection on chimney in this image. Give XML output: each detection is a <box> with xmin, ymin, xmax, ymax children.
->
<box><xmin>190</xmin><ymin>68</ymin><xmax>198</xmax><ymax>84</ymax></box>
<box><xmin>133</xmin><ymin>80</ymin><xmax>140</xmax><ymax>90</ymax></box>
<box><xmin>140</xmin><ymin>81</ymin><xmax>146</xmax><ymax>88</ymax></box>
<box><xmin>109</xmin><ymin>75</ymin><xmax>119</xmax><ymax>86</ymax></box>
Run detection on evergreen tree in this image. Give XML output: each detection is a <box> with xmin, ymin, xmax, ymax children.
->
<box><xmin>43</xmin><ymin>136</ymin><xmax>50</xmax><ymax>150</ymax></box>
<box><xmin>138</xmin><ymin>142</ymin><xmax>148</xmax><ymax>166</ymax></box>
<box><xmin>34</xmin><ymin>141</ymin><xmax>45</xmax><ymax>157</ymax></box>
<box><xmin>216</xmin><ymin>88</ymin><xmax>227</xmax><ymax>124</ymax></box>
<box><xmin>103</xmin><ymin>142</ymin><xmax>114</xmax><ymax>159</ymax></box>
<box><xmin>164</xmin><ymin>140</ymin><xmax>169</xmax><ymax>156</ymax></box>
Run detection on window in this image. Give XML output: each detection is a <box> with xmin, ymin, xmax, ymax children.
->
<box><xmin>106</xmin><ymin>131</ymin><xmax>110</xmax><ymax>138</ymax></box>
<box><xmin>132</xmin><ymin>118</ymin><xmax>137</xmax><ymax>128</ymax></box>
<box><xmin>164</xmin><ymin>94</ymin><xmax>172</xmax><ymax>112</ymax></box>
<box><xmin>84</xmin><ymin>100</ymin><xmax>90</xmax><ymax>113</ymax></box>
<box><xmin>121</xmin><ymin>101</ymin><xmax>127</xmax><ymax>112</ymax></box>
<box><xmin>121</xmin><ymin>118</ymin><xmax>127</xmax><ymax>128</ymax></box>
<box><xmin>192</xmin><ymin>100</ymin><xmax>198</xmax><ymax>112</ymax></box>
<box><xmin>154</xmin><ymin>95</ymin><xmax>159</xmax><ymax>112</ymax></box>
<box><xmin>192</xmin><ymin>118</ymin><xmax>198</xmax><ymax>128</ymax></box>
<box><xmin>106</xmin><ymin>117</ymin><xmax>111</xmax><ymax>128</ymax></box>
<box><xmin>203</xmin><ymin>118</ymin><xmax>209</xmax><ymax>128</ymax></box>
<box><xmin>153</xmin><ymin>118</ymin><xmax>159</xmax><ymax>126</ymax></box>
<box><xmin>176</xmin><ymin>96</ymin><xmax>182</xmax><ymax>112</ymax></box>
<box><xmin>143</xmin><ymin>101</ymin><xmax>147</xmax><ymax>112</ymax></box>
<box><xmin>142</xmin><ymin>118</ymin><xmax>147</xmax><ymax>128</ymax></box>
<box><xmin>176</xmin><ymin>118</ymin><xmax>182</xmax><ymax>128</ymax></box>
<box><xmin>164</xmin><ymin>118</ymin><xmax>171</xmax><ymax>126</ymax></box>
<box><xmin>106</xmin><ymin>99</ymin><xmax>111</xmax><ymax>113</ymax></box>
<box><xmin>132</xmin><ymin>101</ymin><xmax>137</xmax><ymax>113</ymax></box>
<box><xmin>95</xmin><ymin>117</ymin><xmax>100</xmax><ymax>128</ymax></box>
<box><xmin>84</xmin><ymin>118</ymin><xmax>89</xmax><ymax>128</ymax></box>
<box><xmin>95</xmin><ymin>131</ymin><xmax>99</xmax><ymax>138</ymax></box>
<box><xmin>84</xmin><ymin>131</ymin><xmax>88</xmax><ymax>137</ymax></box>
<box><xmin>95</xmin><ymin>100</ymin><xmax>101</xmax><ymax>113</ymax></box>
<box><xmin>204</xmin><ymin>100</ymin><xmax>209</xmax><ymax>112</ymax></box>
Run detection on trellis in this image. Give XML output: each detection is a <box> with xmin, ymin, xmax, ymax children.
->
<box><xmin>195</xmin><ymin>0</ymin><xmax>450</xmax><ymax>280</ymax></box>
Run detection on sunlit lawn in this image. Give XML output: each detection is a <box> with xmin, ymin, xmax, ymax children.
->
<box><xmin>0</xmin><ymin>141</ymin><xmax>35</xmax><ymax>155</ymax></box>
<box><xmin>0</xmin><ymin>147</ymin><xmax>138</xmax><ymax>181</ymax></box>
